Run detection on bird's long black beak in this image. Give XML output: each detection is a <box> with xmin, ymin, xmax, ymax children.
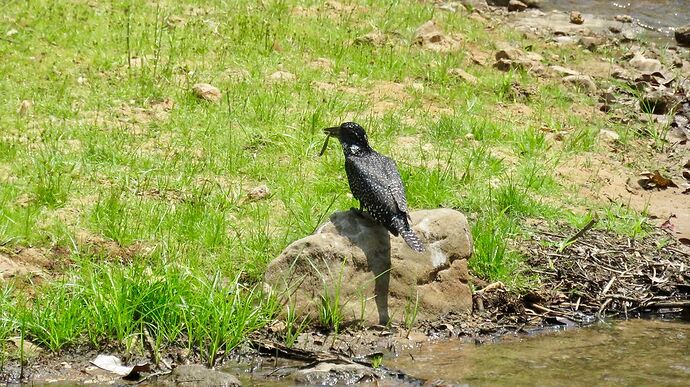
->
<box><xmin>319</xmin><ymin>126</ymin><xmax>340</xmax><ymax>156</ymax></box>
<box><xmin>323</xmin><ymin>126</ymin><xmax>340</xmax><ymax>136</ymax></box>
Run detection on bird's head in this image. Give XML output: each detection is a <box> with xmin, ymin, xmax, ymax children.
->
<box><xmin>321</xmin><ymin>122</ymin><xmax>371</xmax><ymax>156</ymax></box>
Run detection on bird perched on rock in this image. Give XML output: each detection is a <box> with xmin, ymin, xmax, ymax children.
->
<box><xmin>320</xmin><ymin>122</ymin><xmax>425</xmax><ymax>252</ymax></box>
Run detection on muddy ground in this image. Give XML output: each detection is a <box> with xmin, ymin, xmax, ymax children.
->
<box><xmin>2</xmin><ymin>2</ymin><xmax>690</xmax><ymax>386</ymax></box>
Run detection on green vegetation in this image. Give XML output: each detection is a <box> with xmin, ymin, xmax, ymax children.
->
<box><xmin>0</xmin><ymin>0</ymin><xmax>655</xmax><ymax>361</ymax></box>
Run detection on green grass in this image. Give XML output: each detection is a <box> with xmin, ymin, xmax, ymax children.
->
<box><xmin>0</xmin><ymin>0</ymin><xmax>661</xmax><ymax>360</ymax></box>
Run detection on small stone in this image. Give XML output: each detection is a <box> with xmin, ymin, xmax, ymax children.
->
<box><xmin>507</xmin><ymin>0</ymin><xmax>527</xmax><ymax>12</ymax></box>
<box><xmin>460</xmin><ymin>0</ymin><xmax>489</xmax><ymax>11</ymax></box>
<box><xmin>354</xmin><ymin>31</ymin><xmax>388</xmax><ymax>46</ymax></box>
<box><xmin>165</xmin><ymin>15</ymin><xmax>187</xmax><ymax>28</ymax></box>
<box><xmin>621</xmin><ymin>29</ymin><xmax>637</xmax><ymax>42</ymax></box>
<box><xmin>162</xmin><ymin>365</ymin><xmax>241</xmax><ymax>387</ymax></box>
<box><xmin>269</xmin><ymin>70</ymin><xmax>296</xmax><ymax>82</ymax></box>
<box><xmin>563</xmin><ymin>74</ymin><xmax>597</xmax><ymax>92</ymax></box>
<box><xmin>629</xmin><ymin>53</ymin><xmax>662</xmax><ymax>73</ymax></box>
<box><xmin>17</xmin><ymin>100</ymin><xmax>32</xmax><ymax>116</ymax></box>
<box><xmin>675</xmin><ymin>24</ymin><xmax>690</xmax><ymax>46</ymax></box>
<box><xmin>129</xmin><ymin>56</ymin><xmax>145</xmax><ymax>67</ymax></box>
<box><xmin>599</xmin><ymin>129</ymin><xmax>620</xmax><ymax>142</ymax></box>
<box><xmin>580</xmin><ymin>36</ymin><xmax>605</xmax><ymax>51</ymax></box>
<box><xmin>293</xmin><ymin>363</ymin><xmax>377</xmax><ymax>385</ymax></box>
<box><xmin>615</xmin><ymin>14</ymin><xmax>633</xmax><ymax>23</ymax></box>
<box><xmin>247</xmin><ymin>184</ymin><xmax>270</xmax><ymax>201</ymax></box>
<box><xmin>413</xmin><ymin>20</ymin><xmax>445</xmax><ymax>45</ymax></box>
<box><xmin>521</xmin><ymin>0</ymin><xmax>542</xmax><ymax>8</ymax></box>
<box><xmin>192</xmin><ymin>83</ymin><xmax>221</xmax><ymax>102</ymax></box>
<box><xmin>550</xmin><ymin>65</ymin><xmax>580</xmax><ymax>76</ymax></box>
<box><xmin>447</xmin><ymin>68</ymin><xmax>478</xmax><ymax>84</ymax></box>
<box><xmin>640</xmin><ymin>90</ymin><xmax>681</xmax><ymax>115</ymax></box>
<box><xmin>569</xmin><ymin>11</ymin><xmax>584</xmax><ymax>25</ymax></box>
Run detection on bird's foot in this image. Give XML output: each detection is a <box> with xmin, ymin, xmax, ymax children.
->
<box><xmin>350</xmin><ymin>207</ymin><xmax>365</xmax><ymax>217</ymax></box>
<box><xmin>350</xmin><ymin>207</ymin><xmax>376</xmax><ymax>222</ymax></box>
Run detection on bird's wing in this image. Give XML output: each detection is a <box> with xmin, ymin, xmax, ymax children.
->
<box><xmin>381</xmin><ymin>155</ymin><xmax>409</xmax><ymax>214</ymax></box>
<box><xmin>345</xmin><ymin>155</ymin><xmax>400</xmax><ymax>215</ymax></box>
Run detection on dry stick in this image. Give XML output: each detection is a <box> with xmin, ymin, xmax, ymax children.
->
<box><xmin>600</xmin><ymin>276</ymin><xmax>617</xmax><ymax>296</ymax></box>
<box><xmin>667</xmin><ymin>246</ymin><xmax>690</xmax><ymax>257</ymax></box>
<box><xmin>596</xmin><ymin>298</ymin><xmax>612</xmax><ymax>320</ymax></box>
<box><xmin>645</xmin><ymin>300</ymin><xmax>690</xmax><ymax>308</ymax></box>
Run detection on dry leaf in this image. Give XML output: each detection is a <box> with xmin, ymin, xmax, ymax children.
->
<box><xmin>640</xmin><ymin>170</ymin><xmax>678</xmax><ymax>189</ymax></box>
<box><xmin>90</xmin><ymin>354</ymin><xmax>151</xmax><ymax>379</ymax></box>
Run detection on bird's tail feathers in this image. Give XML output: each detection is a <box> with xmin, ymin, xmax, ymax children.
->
<box><xmin>401</xmin><ymin>228</ymin><xmax>425</xmax><ymax>252</ymax></box>
<box><xmin>392</xmin><ymin>217</ymin><xmax>425</xmax><ymax>252</ymax></box>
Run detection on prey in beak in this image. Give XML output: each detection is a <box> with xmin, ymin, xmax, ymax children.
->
<box><xmin>319</xmin><ymin>126</ymin><xmax>340</xmax><ymax>156</ymax></box>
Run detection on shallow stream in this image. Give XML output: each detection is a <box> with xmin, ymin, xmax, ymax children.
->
<box><xmin>388</xmin><ymin>319</ymin><xmax>690</xmax><ymax>386</ymax></box>
<box><xmin>544</xmin><ymin>0</ymin><xmax>688</xmax><ymax>38</ymax></box>
<box><xmin>233</xmin><ymin>319</ymin><xmax>690</xmax><ymax>386</ymax></box>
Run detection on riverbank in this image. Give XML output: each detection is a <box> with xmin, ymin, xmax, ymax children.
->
<box><xmin>1</xmin><ymin>0</ymin><xmax>689</xmax><ymax>385</ymax></box>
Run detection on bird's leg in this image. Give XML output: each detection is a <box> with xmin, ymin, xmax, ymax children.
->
<box><xmin>350</xmin><ymin>204</ymin><xmax>364</xmax><ymax>217</ymax></box>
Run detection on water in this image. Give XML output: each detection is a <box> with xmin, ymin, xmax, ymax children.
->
<box><xmin>388</xmin><ymin>319</ymin><xmax>690</xmax><ymax>386</ymax></box>
<box><xmin>543</xmin><ymin>1</ymin><xmax>689</xmax><ymax>37</ymax></box>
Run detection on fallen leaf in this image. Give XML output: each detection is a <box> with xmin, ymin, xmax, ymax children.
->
<box><xmin>661</xmin><ymin>218</ymin><xmax>676</xmax><ymax>232</ymax></box>
<box><xmin>651</xmin><ymin>170</ymin><xmax>678</xmax><ymax>188</ymax></box>
<box><xmin>90</xmin><ymin>354</ymin><xmax>151</xmax><ymax>379</ymax></box>
<box><xmin>640</xmin><ymin>170</ymin><xmax>678</xmax><ymax>189</ymax></box>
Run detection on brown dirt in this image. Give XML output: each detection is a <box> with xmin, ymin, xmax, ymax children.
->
<box><xmin>556</xmin><ymin>153</ymin><xmax>690</xmax><ymax>242</ymax></box>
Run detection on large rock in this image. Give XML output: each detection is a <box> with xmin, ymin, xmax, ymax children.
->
<box><xmin>264</xmin><ymin>209</ymin><xmax>473</xmax><ymax>325</ymax></box>
<box><xmin>675</xmin><ymin>24</ymin><xmax>690</xmax><ymax>46</ymax></box>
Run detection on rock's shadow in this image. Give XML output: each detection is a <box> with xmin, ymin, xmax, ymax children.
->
<box><xmin>330</xmin><ymin>210</ymin><xmax>392</xmax><ymax>325</ymax></box>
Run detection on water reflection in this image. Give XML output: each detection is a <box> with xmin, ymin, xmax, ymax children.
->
<box><xmin>389</xmin><ymin>319</ymin><xmax>690</xmax><ymax>386</ymax></box>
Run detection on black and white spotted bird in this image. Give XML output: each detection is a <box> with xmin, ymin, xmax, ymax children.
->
<box><xmin>320</xmin><ymin>122</ymin><xmax>425</xmax><ymax>252</ymax></box>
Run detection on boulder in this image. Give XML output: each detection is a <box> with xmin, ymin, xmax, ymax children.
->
<box><xmin>264</xmin><ymin>209</ymin><xmax>473</xmax><ymax>325</ymax></box>
<box><xmin>676</xmin><ymin>24</ymin><xmax>690</xmax><ymax>46</ymax></box>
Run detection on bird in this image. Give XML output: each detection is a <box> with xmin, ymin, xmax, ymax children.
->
<box><xmin>320</xmin><ymin>122</ymin><xmax>425</xmax><ymax>252</ymax></box>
